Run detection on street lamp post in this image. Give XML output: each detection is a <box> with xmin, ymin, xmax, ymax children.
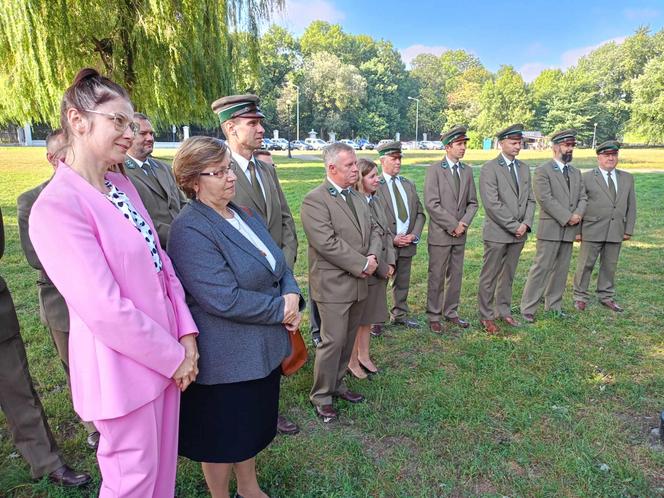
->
<box><xmin>408</xmin><ymin>96</ymin><xmax>420</xmax><ymax>142</ymax></box>
<box><xmin>592</xmin><ymin>122</ymin><xmax>598</xmax><ymax>149</ymax></box>
<box><xmin>294</xmin><ymin>84</ymin><xmax>300</xmax><ymax>142</ymax></box>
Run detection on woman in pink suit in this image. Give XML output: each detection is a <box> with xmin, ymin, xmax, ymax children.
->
<box><xmin>29</xmin><ymin>68</ymin><xmax>199</xmax><ymax>497</ymax></box>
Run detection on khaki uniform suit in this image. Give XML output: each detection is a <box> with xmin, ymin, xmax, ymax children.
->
<box><xmin>230</xmin><ymin>156</ymin><xmax>298</xmax><ymax>269</ymax></box>
<box><xmin>573</xmin><ymin>168</ymin><xmax>636</xmax><ymax>303</ymax></box>
<box><xmin>376</xmin><ymin>175</ymin><xmax>426</xmax><ymax>320</ymax></box>
<box><xmin>17</xmin><ymin>181</ymin><xmax>96</xmax><ymax>434</ymax></box>
<box><xmin>521</xmin><ymin>160</ymin><xmax>587</xmax><ymax>314</ymax></box>
<box><xmin>478</xmin><ymin>155</ymin><xmax>536</xmax><ymax>320</ymax></box>
<box><xmin>301</xmin><ymin>182</ymin><xmax>380</xmax><ymax>406</ymax></box>
<box><xmin>0</xmin><ymin>207</ymin><xmax>65</xmax><ymax>478</ymax></box>
<box><xmin>424</xmin><ymin>158</ymin><xmax>478</xmax><ymax>322</ymax></box>
<box><xmin>125</xmin><ymin>156</ymin><xmax>186</xmax><ymax>248</ymax></box>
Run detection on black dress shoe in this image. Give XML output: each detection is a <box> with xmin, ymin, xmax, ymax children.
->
<box><xmin>277</xmin><ymin>415</ymin><xmax>300</xmax><ymax>435</ymax></box>
<box><xmin>336</xmin><ymin>390</ymin><xmax>365</xmax><ymax>403</ymax></box>
<box><xmin>601</xmin><ymin>299</ymin><xmax>624</xmax><ymax>312</ymax></box>
<box><xmin>392</xmin><ymin>317</ymin><xmax>419</xmax><ymax>329</ymax></box>
<box><xmin>47</xmin><ymin>465</ymin><xmax>91</xmax><ymax>487</ymax></box>
<box><xmin>313</xmin><ymin>403</ymin><xmax>338</xmax><ymax>423</ymax></box>
<box><xmin>86</xmin><ymin>431</ymin><xmax>100</xmax><ymax>450</ymax></box>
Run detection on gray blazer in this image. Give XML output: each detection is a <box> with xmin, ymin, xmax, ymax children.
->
<box><xmin>17</xmin><ymin>180</ymin><xmax>69</xmax><ymax>331</ymax></box>
<box><xmin>167</xmin><ymin>200</ymin><xmax>301</xmax><ymax>385</ymax></box>
<box><xmin>480</xmin><ymin>154</ymin><xmax>536</xmax><ymax>243</ymax></box>
<box><xmin>580</xmin><ymin>168</ymin><xmax>636</xmax><ymax>243</ymax></box>
<box><xmin>533</xmin><ymin>160</ymin><xmax>587</xmax><ymax>242</ymax></box>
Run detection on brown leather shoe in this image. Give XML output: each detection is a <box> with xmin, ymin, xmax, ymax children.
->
<box><xmin>501</xmin><ymin>316</ymin><xmax>521</xmax><ymax>327</ymax></box>
<box><xmin>336</xmin><ymin>390</ymin><xmax>365</xmax><ymax>403</ymax></box>
<box><xmin>370</xmin><ymin>324</ymin><xmax>383</xmax><ymax>337</ymax></box>
<box><xmin>429</xmin><ymin>321</ymin><xmax>442</xmax><ymax>333</ymax></box>
<box><xmin>521</xmin><ymin>313</ymin><xmax>535</xmax><ymax>323</ymax></box>
<box><xmin>313</xmin><ymin>404</ymin><xmax>338</xmax><ymax>423</ymax></box>
<box><xmin>47</xmin><ymin>465</ymin><xmax>91</xmax><ymax>487</ymax></box>
<box><xmin>445</xmin><ymin>316</ymin><xmax>470</xmax><ymax>328</ymax></box>
<box><xmin>574</xmin><ymin>300</ymin><xmax>586</xmax><ymax>311</ymax></box>
<box><xmin>277</xmin><ymin>415</ymin><xmax>300</xmax><ymax>435</ymax></box>
<box><xmin>86</xmin><ymin>431</ymin><xmax>100</xmax><ymax>450</ymax></box>
<box><xmin>480</xmin><ymin>319</ymin><xmax>499</xmax><ymax>334</ymax></box>
<box><xmin>601</xmin><ymin>299</ymin><xmax>623</xmax><ymax>312</ymax></box>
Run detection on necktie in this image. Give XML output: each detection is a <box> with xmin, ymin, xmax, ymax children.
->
<box><xmin>562</xmin><ymin>164</ymin><xmax>570</xmax><ymax>190</ymax></box>
<box><xmin>140</xmin><ymin>160</ymin><xmax>154</xmax><ymax>177</ymax></box>
<box><xmin>452</xmin><ymin>163</ymin><xmax>461</xmax><ymax>196</ymax></box>
<box><xmin>607</xmin><ymin>171</ymin><xmax>616</xmax><ymax>201</ymax></box>
<box><xmin>341</xmin><ymin>189</ymin><xmax>359</xmax><ymax>225</ymax></box>
<box><xmin>391</xmin><ymin>177</ymin><xmax>408</xmax><ymax>223</ymax></box>
<box><xmin>248</xmin><ymin>161</ymin><xmax>267</xmax><ymax>214</ymax></box>
<box><xmin>508</xmin><ymin>161</ymin><xmax>519</xmax><ymax>196</ymax></box>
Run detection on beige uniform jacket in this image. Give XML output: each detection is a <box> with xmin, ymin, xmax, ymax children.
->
<box><xmin>125</xmin><ymin>156</ymin><xmax>186</xmax><ymax>248</ymax></box>
<box><xmin>580</xmin><ymin>168</ymin><xmax>636</xmax><ymax>243</ymax></box>
<box><xmin>424</xmin><ymin>158</ymin><xmax>478</xmax><ymax>246</ymax></box>
<box><xmin>301</xmin><ymin>181</ymin><xmax>381</xmax><ymax>303</ymax></box>
<box><xmin>17</xmin><ymin>181</ymin><xmax>69</xmax><ymax>331</ymax></box>
<box><xmin>230</xmin><ymin>157</ymin><xmax>298</xmax><ymax>268</ymax></box>
<box><xmin>479</xmin><ymin>154</ymin><xmax>536</xmax><ymax>243</ymax></box>
<box><xmin>376</xmin><ymin>175</ymin><xmax>426</xmax><ymax>257</ymax></box>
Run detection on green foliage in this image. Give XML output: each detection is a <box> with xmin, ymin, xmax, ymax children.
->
<box><xmin>0</xmin><ymin>0</ymin><xmax>283</xmax><ymax>128</ymax></box>
<box><xmin>629</xmin><ymin>55</ymin><xmax>664</xmax><ymax>143</ymax></box>
<box><xmin>476</xmin><ymin>65</ymin><xmax>533</xmax><ymax>138</ymax></box>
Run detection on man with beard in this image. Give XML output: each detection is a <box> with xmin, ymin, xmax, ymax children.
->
<box><xmin>301</xmin><ymin>143</ymin><xmax>380</xmax><ymax>422</ymax></box>
<box><xmin>477</xmin><ymin>124</ymin><xmax>536</xmax><ymax>334</ymax></box>
<box><xmin>573</xmin><ymin>141</ymin><xmax>636</xmax><ymax>312</ymax></box>
<box><xmin>424</xmin><ymin>125</ymin><xmax>478</xmax><ymax>333</ymax></box>
<box><xmin>125</xmin><ymin>113</ymin><xmax>186</xmax><ymax>248</ymax></box>
<box><xmin>520</xmin><ymin>130</ymin><xmax>587</xmax><ymax>322</ymax></box>
<box><xmin>212</xmin><ymin>94</ymin><xmax>300</xmax><ymax>434</ymax></box>
<box><xmin>375</xmin><ymin>141</ymin><xmax>426</xmax><ymax>329</ymax></box>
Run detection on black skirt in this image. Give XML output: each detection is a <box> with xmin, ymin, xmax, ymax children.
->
<box><xmin>178</xmin><ymin>366</ymin><xmax>281</xmax><ymax>463</ymax></box>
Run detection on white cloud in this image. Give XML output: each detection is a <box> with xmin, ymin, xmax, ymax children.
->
<box><xmin>399</xmin><ymin>44</ymin><xmax>449</xmax><ymax>67</ymax></box>
<box><xmin>560</xmin><ymin>36</ymin><xmax>627</xmax><ymax>68</ymax></box>
<box><xmin>518</xmin><ymin>36</ymin><xmax>627</xmax><ymax>82</ymax></box>
<box><xmin>518</xmin><ymin>62</ymin><xmax>555</xmax><ymax>83</ymax></box>
<box><xmin>623</xmin><ymin>8</ymin><xmax>660</xmax><ymax>20</ymax></box>
<box><xmin>276</xmin><ymin>0</ymin><xmax>345</xmax><ymax>33</ymax></box>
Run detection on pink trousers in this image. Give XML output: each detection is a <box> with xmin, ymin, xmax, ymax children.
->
<box><xmin>95</xmin><ymin>382</ymin><xmax>180</xmax><ymax>497</ymax></box>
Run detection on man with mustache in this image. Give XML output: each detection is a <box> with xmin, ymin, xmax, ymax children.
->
<box><xmin>520</xmin><ymin>130</ymin><xmax>587</xmax><ymax>322</ymax></box>
<box><xmin>125</xmin><ymin>113</ymin><xmax>186</xmax><ymax>249</ymax></box>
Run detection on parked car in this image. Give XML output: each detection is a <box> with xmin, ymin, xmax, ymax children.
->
<box><xmin>430</xmin><ymin>140</ymin><xmax>444</xmax><ymax>150</ymax></box>
<box><xmin>304</xmin><ymin>138</ymin><xmax>328</xmax><ymax>150</ymax></box>
<box><xmin>339</xmin><ymin>139</ymin><xmax>360</xmax><ymax>150</ymax></box>
<box><xmin>402</xmin><ymin>141</ymin><xmax>425</xmax><ymax>150</ymax></box>
<box><xmin>272</xmin><ymin>138</ymin><xmax>290</xmax><ymax>149</ymax></box>
<box><xmin>356</xmin><ymin>139</ymin><xmax>375</xmax><ymax>150</ymax></box>
<box><xmin>262</xmin><ymin>138</ymin><xmax>282</xmax><ymax>150</ymax></box>
<box><xmin>290</xmin><ymin>140</ymin><xmax>313</xmax><ymax>150</ymax></box>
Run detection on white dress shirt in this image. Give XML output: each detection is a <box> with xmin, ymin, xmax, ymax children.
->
<box><xmin>501</xmin><ymin>153</ymin><xmax>520</xmax><ymax>184</ymax></box>
<box><xmin>599</xmin><ymin>167</ymin><xmax>619</xmax><ymax>194</ymax></box>
<box><xmin>232</xmin><ymin>150</ymin><xmax>266</xmax><ymax>198</ymax></box>
<box><xmin>382</xmin><ymin>172</ymin><xmax>410</xmax><ymax>235</ymax></box>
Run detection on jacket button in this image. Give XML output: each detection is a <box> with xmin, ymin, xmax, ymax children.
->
<box><xmin>273</xmin><ymin>282</ymin><xmax>279</xmax><ymax>288</ymax></box>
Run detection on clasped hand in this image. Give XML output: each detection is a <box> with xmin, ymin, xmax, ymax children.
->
<box><xmin>172</xmin><ymin>334</ymin><xmax>199</xmax><ymax>392</ymax></box>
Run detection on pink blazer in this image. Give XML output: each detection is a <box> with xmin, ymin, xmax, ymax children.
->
<box><xmin>29</xmin><ymin>163</ymin><xmax>198</xmax><ymax>421</ymax></box>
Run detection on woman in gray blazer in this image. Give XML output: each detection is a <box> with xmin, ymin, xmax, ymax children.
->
<box><xmin>167</xmin><ymin>136</ymin><xmax>303</xmax><ymax>498</ymax></box>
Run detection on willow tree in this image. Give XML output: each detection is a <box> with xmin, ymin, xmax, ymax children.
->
<box><xmin>0</xmin><ymin>0</ymin><xmax>282</xmax><ymax>127</ymax></box>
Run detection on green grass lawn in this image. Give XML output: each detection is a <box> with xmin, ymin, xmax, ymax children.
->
<box><xmin>1</xmin><ymin>147</ymin><xmax>663</xmax><ymax>497</ymax></box>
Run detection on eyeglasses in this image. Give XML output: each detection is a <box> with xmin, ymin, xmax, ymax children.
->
<box><xmin>199</xmin><ymin>168</ymin><xmax>230</xmax><ymax>179</ymax></box>
<box><xmin>83</xmin><ymin>109</ymin><xmax>140</xmax><ymax>136</ymax></box>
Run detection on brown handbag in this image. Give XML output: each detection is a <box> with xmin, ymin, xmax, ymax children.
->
<box><xmin>281</xmin><ymin>327</ymin><xmax>308</xmax><ymax>376</ymax></box>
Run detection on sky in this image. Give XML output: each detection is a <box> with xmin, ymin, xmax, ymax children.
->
<box><xmin>272</xmin><ymin>0</ymin><xmax>664</xmax><ymax>81</ymax></box>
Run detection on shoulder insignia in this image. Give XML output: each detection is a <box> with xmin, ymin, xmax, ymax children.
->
<box><xmin>124</xmin><ymin>158</ymin><xmax>137</xmax><ymax>169</ymax></box>
<box><xmin>497</xmin><ymin>155</ymin><xmax>506</xmax><ymax>167</ymax></box>
<box><xmin>328</xmin><ymin>186</ymin><xmax>338</xmax><ymax>197</ymax></box>
<box><xmin>378</xmin><ymin>177</ymin><xmax>386</xmax><ymax>185</ymax></box>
